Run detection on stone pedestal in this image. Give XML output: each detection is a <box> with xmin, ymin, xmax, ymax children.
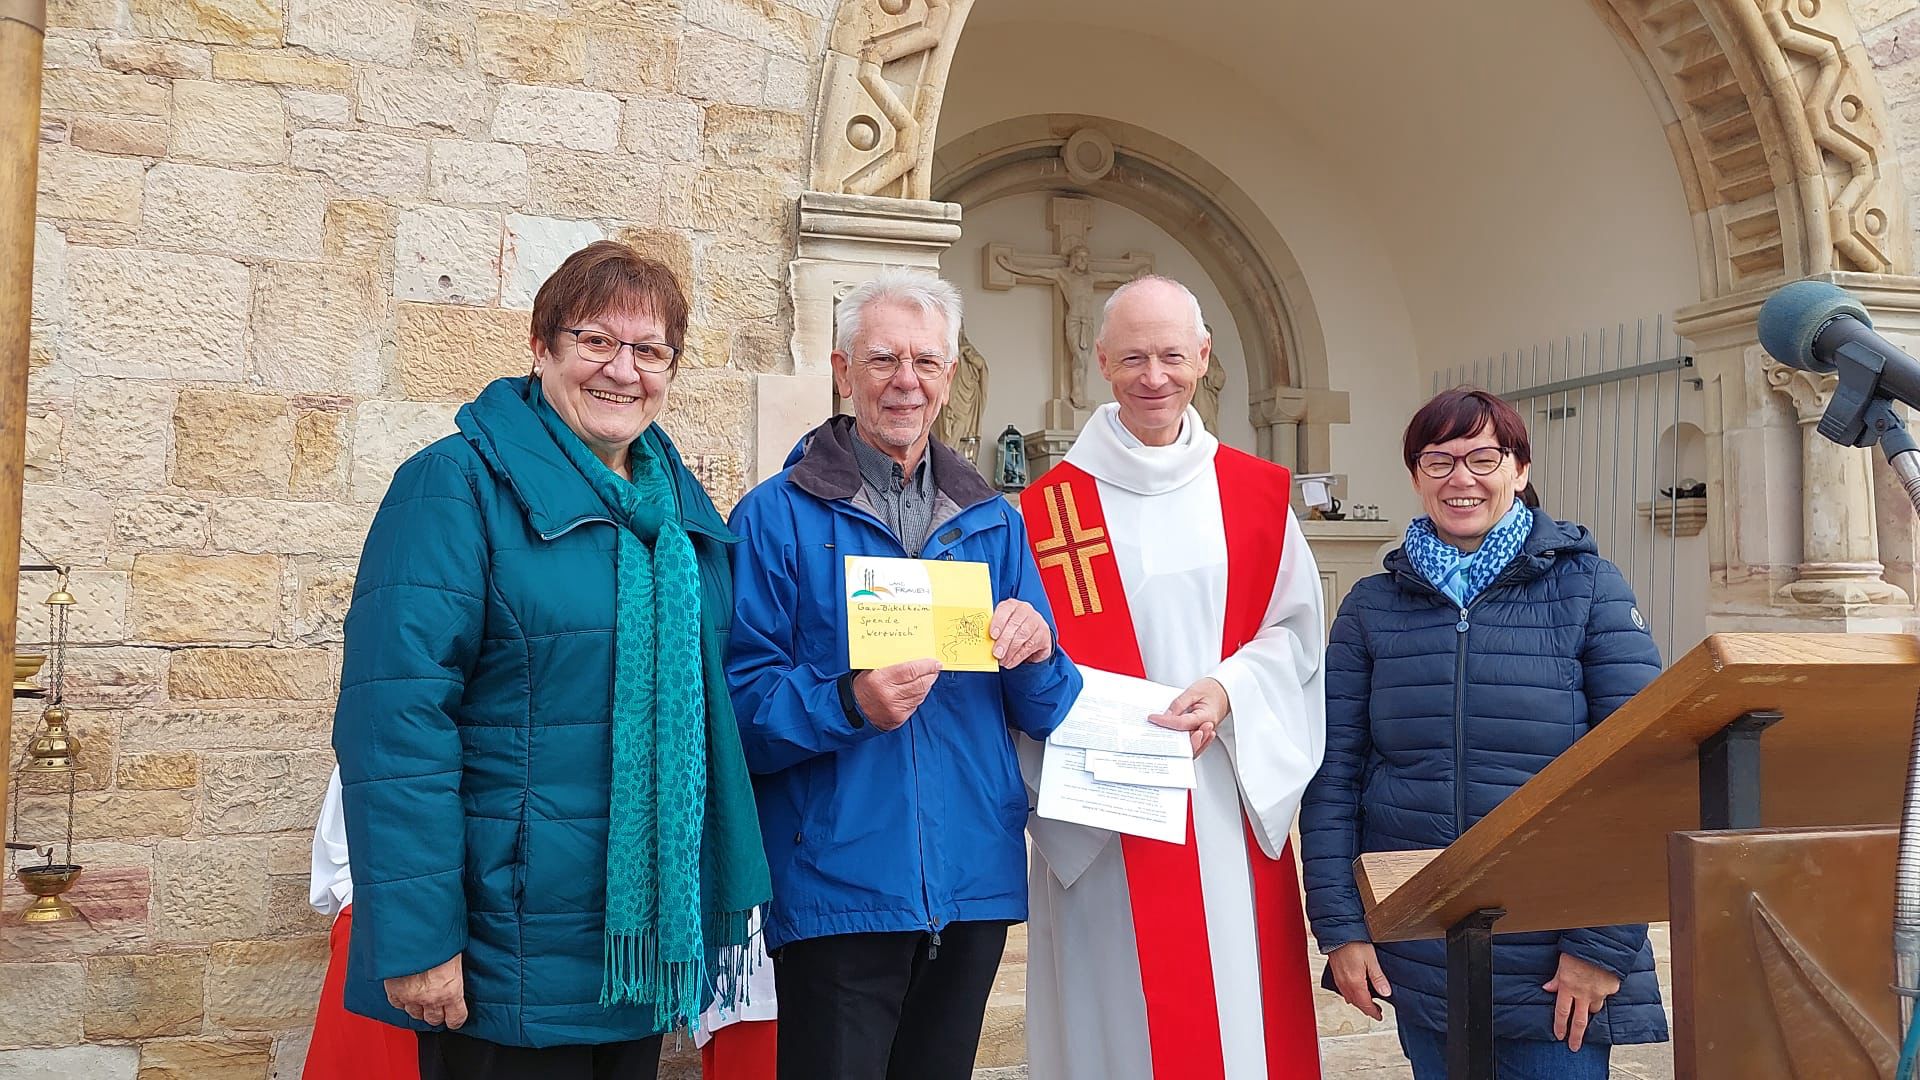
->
<box><xmin>769</xmin><ymin>191</ymin><xmax>964</xmax><ymax>482</ymax></box>
<box><xmin>1301</xmin><ymin>518</ymin><xmax>1400</xmax><ymax>630</ymax></box>
<box><xmin>1021</xmin><ymin>428</ymin><xmax>1078</xmax><ymax>480</ymax></box>
<box><xmin>1042</xmin><ymin>399</ymin><xmax>1082</xmax><ymax>431</ymax></box>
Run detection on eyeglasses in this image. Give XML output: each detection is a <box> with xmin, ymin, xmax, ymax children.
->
<box><xmin>1415</xmin><ymin>447</ymin><xmax>1512</xmax><ymax>479</ymax></box>
<box><xmin>856</xmin><ymin>352</ymin><xmax>954</xmax><ymax>381</ymax></box>
<box><xmin>559</xmin><ymin>328</ymin><xmax>679</xmax><ymax>373</ymax></box>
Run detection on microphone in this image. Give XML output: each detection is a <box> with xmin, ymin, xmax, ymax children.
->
<box><xmin>1756</xmin><ymin>280</ymin><xmax>1920</xmax><ymax>447</ymax></box>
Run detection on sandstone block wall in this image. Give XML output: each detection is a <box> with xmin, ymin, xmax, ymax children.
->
<box><xmin>15</xmin><ymin>0</ymin><xmax>1920</xmax><ymax>1075</ymax></box>
<box><xmin>6</xmin><ymin>0</ymin><xmax>823</xmax><ymax>1073</ymax></box>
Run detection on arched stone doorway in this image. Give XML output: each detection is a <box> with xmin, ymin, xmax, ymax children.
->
<box><xmin>780</xmin><ymin>0</ymin><xmax>1919</xmax><ymax>622</ymax></box>
<box><xmin>800</xmin><ymin>0</ymin><xmax>1909</xmax><ymax>292</ymax></box>
<box><xmin>929</xmin><ymin>114</ymin><xmax>1344</xmax><ymax>473</ymax></box>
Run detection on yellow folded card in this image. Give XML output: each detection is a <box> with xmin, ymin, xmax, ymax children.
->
<box><xmin>845</xmin><ymin>555</ymin><xmax>997</xmax><ymax>673</ymax></box>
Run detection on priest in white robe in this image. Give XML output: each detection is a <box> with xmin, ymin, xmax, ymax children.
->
<box><xmin>1019</xmin><ymin>275</ymin><xmax>1327</xmax><ymax>1080</ymax></box>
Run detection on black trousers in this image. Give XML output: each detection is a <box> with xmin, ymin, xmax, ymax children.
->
<box><xmin>772</xmin><ymin>920</ymin><xmax>1009</xmax><ymax>1080</ymax></box>
<box><xmin>417</xmin><ymin>1030</ymin><xmax>663</xmax><ymax>1080</ymax></box>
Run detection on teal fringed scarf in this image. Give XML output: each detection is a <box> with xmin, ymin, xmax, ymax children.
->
<box><xmin>531</xmin><ymin>387</ymin><xmax>763</xmax><ymax>1033</ymax></box>
<box><xmin>1404</xmin><ymin>499</ymin><xmax>1532</xmax><ymax>610</ymax></box>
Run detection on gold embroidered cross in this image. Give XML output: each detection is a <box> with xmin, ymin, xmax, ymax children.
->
<box><xmin>1035</xmin><ymin>484</ymin><xmax>1111</xmax><ymax>617</ymax></box>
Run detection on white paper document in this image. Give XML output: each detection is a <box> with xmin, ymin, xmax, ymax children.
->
<box><xmin>1046</xmin><ymin>671</ymin><xmax>1192</xmax><ymax>759</ymax></box>
<box><xmin>1036</xmin><ymin>668</ymin><xmax>1194</xmax><ymax>843</ymax></box>
<box><xmin>1045</xmin><ymin>746</ymin><xmax>1195</xmax><ymax>789</ymax></box>
<box><xmin>1085</xmin><ymin>748</ymin><xmax>1197</xmax><ymax>789</ymax></box>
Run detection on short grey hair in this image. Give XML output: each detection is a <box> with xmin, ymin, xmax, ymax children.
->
<box><xmin>1099</xmin><ymin>274</ymin><xmax>1209</xmax><ymax>342</ymax></box>
<box><xmin>834</xmin><ymin>269</ymin><xmax>964</xmax><ymax>361</ymax></box>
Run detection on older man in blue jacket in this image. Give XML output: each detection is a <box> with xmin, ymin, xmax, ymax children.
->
<box><xmin>727</xmin><ymin>269</ymin><xmax>1081</xmax><ymax>1080</ymax></box>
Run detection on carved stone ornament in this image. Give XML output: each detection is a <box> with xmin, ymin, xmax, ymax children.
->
<box><xmin>982</xmin><ymin>195</ymin><xmax>1152</xmax><ymax>417</ymax></box>
<box><xmin>813</xmin><ymin>0</ymin><xmax>977</xmax><ymax>201</ymax></box>
<box><xmin>1596</xmin><ymin>0</ymin><xmax>1906</xmax><ymax>296</ymax></box>
<box><xmin>1764</xmin><ymin>360</ymin><xmax>1836</xmax><ymax>424</ymax></box>
<box><xmin>1196</xmin><ymin>345</ymin><xmax>1227</xmax><ymax>432</ymax></box>
<box><xmin>933</xmin><ymin>331</ymin><xmax>989</xmax><ymax>451</ymax></box>
<box><xmin>1062</xmin><ymin>127</ymin><xmax>1115</xmax><ymax>185</ymax></box>
<box><xmin>1763</xmin><ymin>360</ymin><xmax>1908</xmax><ymax>606</ymax></box>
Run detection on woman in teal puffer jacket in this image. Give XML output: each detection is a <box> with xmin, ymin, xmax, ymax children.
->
<box><xmin>331</xmin><ymin>241</ymin><xmax>770</xmax><ymax>1080</ymax></box>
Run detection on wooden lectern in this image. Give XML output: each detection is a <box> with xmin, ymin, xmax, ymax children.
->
<box><xmin>1352</xmin><ymin>633</ymin><xmax>1920</xmax><ymax>1079</ymax></box>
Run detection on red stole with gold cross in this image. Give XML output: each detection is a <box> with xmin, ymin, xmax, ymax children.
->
<box><xmin>1021</xmin><ymin>446</ymin><xmax>1322</xmax><ymax>1079</ymax></box>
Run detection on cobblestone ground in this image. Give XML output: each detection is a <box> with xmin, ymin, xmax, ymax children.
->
<box><xmin>1313</xmin><ymin>1031</ymin><xmax>1675</xmax><ymax>1079</ymax></box>
<box><xmin>975</xmin><ymin>1040</ymin><xmax>1676</xmax><ymax>1079</ymax></box>
<box><xmin>654</xmin><ymin>921</ymin><xmax>1681</xmax><ymax>1079</ymax></box>
<box><xmin>964</xmin><ymin>922</ymin><xmax>1679</xmax><ymax>1080</ymax></box>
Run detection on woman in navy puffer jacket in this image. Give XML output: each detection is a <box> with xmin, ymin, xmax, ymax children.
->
<box><xmin>1300</xmin><ymin>389</ymin><xmax>1667</xmax><ymax>1080</ymax></box>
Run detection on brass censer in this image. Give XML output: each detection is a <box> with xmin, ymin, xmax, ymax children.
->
<box><xmin>7</xmin><ymin>566</ymin><xmax>83</xmax><ymax>923</ymax></box>
<box><xmin>6</xmin><ymin>843</ymin><xmax>80</xmax><ymax>923</ymax></box>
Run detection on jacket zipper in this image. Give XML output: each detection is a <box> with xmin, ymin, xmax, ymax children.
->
<box><xmin>1452</xmin><ymin>610</ymin><xmax>1469</xmax><ymax>837</ymax></box>
<box><xmin>827</xmin><ymin>485</ymin><xmax>1010</xmax><ymax>956</ymax></box>
<box><xmin>829</xmin><ymin>498</ymin><xmax>943</xmax><ymax>950</ymax></box>
<box><xmin>538</xmin><ymin>515</ymin><xmax>614</xmax><ymax>542</ymax></box>
<box><xmin>915</xmin><ymin>704</ymin><xmax>939</xmax><ymax>960</ymax></box>
<box><xmin>1440</xmin><ymin>558</ymin><xmax>1546</xmax><ymax>838</ymax></box>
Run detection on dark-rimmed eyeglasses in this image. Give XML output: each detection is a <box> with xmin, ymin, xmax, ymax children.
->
<box><xmin>559</xmin><ymin>328</ymin><xmax>679</xmax><ymax>373</ymax></box>
<box><xmin>1415</xmin><ymin>447</ymin><xmax>1512</xmax><ymax>479</ymax></box>
<box><xmin>855</xmin><ymin>352</ymin><xmax>954</xmax><ymax>381</ymax></box>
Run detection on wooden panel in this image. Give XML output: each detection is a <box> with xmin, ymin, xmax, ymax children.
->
<box><xmin>1361</xmin><ymin>633</ymin><xmax>1920</xmax><ymax>942</ymax></box>
<box><xmin>1670</xmin><ymin>828</ymin><xmax>1896</xmax><ymax>1080</ymax></box>
<box><xmin>1355</xmin><ymin>850</ymin><xmax>1440</xmax><ymax>911</ymax></box>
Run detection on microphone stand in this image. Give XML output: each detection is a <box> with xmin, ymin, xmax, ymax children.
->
<box><xmin>1880</xmin><ymin>425</ymin><xmax>1920</xmax><ymax>1058</ymax></box>
<box><xmin>1811</xmin><ymin>386</ymin><xmax>1920</xmax><ymax>1057</ymax></box>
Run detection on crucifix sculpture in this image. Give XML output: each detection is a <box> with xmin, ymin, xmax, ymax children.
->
<box><xmin>983</xmin><ymin>196</ymin><xmax>1153</xmax><ymax>423</ymax></box>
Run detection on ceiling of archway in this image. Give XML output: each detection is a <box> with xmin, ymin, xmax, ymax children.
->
<box><xmin>956</xmin><ymin>0</ymin><xmax>1679</xmax><ymax>208</ymax></box>
<box><xmin>944</xmin><ymin>0</ymin><xmax>1702</xmax><ymax>367</ymax></box>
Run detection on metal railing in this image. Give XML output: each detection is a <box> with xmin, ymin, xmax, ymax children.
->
<box><xmin>1430</xmin><ymin>316</ymin><xmax>1707</xmax><ymax>662</ymax></box>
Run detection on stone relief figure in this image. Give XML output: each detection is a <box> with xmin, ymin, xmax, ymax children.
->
<box><xmin>993</xmin><ymin>245</ymin><xmax>1140</xmax><ymax>410</ymax></box>
<box><xmin>935</xmin><ymin>330</ymin><xmax>989</xmax><ymax>458</ymax></box>
<box><xmin>841</xmin><ymin>0</ymin><xmax>957</xmax><ymax>199</ymax></box>
<box><xmin>1196</xmin><ymin>358</ymin><xmax>1226</xmax><ymax>433</ymax></box>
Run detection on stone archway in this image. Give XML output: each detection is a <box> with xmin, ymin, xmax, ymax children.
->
<box><xmin>802</xmin><ymin>0</ymin><xmax>1910</xmax><ymax>303</ymax></box>
<box><xmin>1594</xmin><ymin>0</ymin><xmax>1909</xmax><ymax>295</ymax></box>
<box><xmin>1592</xmin><ymin>0</ymin><xmax>1920</xmax><ymax>615</ymax></box>
<box><xmin>929</xmin><ymin>114</ymin><xmax>1346</xmax><ymax>472</ymax></box>
<box><xmin>782</xmin><ymin>0</ymin><xmax>1919</xmax><ymax>617</ymax></box>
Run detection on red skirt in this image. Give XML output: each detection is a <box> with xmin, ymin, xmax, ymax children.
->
<box><xmin>304</xmin><ymin>905</ymin><xmax>420</xmax><ymax>1080</ymax></box>
<box><xmin>701</xmin><ymin>1019</ymin><xmax>777</xmax><ymax>1080</ymax></box>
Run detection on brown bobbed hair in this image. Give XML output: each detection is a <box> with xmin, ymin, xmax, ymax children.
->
<box><xmin>1402</xmin><ymin>388</ymin><xmax>1532</xmax><ymax>473</ymax></box>
<box><xmin>530</xmin><ymin>240</ymin><xmax>689</xmax><ymax>364</ymax></box>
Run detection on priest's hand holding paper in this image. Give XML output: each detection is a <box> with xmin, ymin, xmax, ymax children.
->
<box><xmin>1148</xmin><ymin>676</ymin><xmax>1229</xmax><ymax>755</ymax></box>
<box><xmin>852</xmin><ymin>659</ymin><xmax>943</xmax><ymax>732</ymax></box>
<box><xmin>989</xmin><ymin>599</ymin><xmax>1054</xmax><ymax>667</ymax></box>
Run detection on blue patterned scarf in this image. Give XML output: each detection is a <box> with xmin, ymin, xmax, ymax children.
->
<box><xmin>1404</xmin><ymin>500</ymin><xmax>1533</xmax><ymax>610</ymax></box>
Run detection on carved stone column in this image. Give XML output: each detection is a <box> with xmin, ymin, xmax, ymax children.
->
<box><xmin>1678</xmin><ymin>273</ymin><xmax>1920</xmax><ymax>630</ymax></box>
<box><xmin>1764</xmin><ymin>362</ymin><xmax>1908</xmax><ymax>606</ymax></box>
<box><xmin>1251</xmin><ymin>385</ymin><xmax>1350</xmax><ymax>475</ymax></box>
<box><xmin>763</xmin><ymin>190</ymin><xmax>962</xmax><ymax>482</ymax></box>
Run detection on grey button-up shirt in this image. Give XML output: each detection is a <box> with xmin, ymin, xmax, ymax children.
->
<box><xmin>849</xmin><ymin>432</ymin><xmax>938</xmax><ymax>557</ymax></box>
